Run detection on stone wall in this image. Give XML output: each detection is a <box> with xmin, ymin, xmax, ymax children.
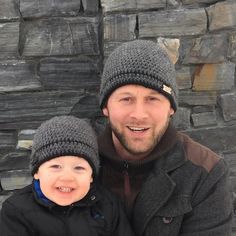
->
<box><xmin>0</xmin><ymin>0</ymin><xmax>236</xmax><ymax>233</ymax></box>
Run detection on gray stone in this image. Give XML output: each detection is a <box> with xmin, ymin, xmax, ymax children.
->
<box><xmin>0</xmin><ymin>131</ymin><xmax>16</xmax><ymax>150</ymax></box>
<box><xmin>101</xmin><ymin>0</ymin><xmax>137</xmax><ymax>12</ymax></box>
<box><xmin>207</xmin><ymin>1</ymin><xmax>236</xmax><ymax>31</ymax></box>
<box><xmin>104</xmin><ymin>41</ymin><xmax>123</xmax><ymax>58</ymax></box>
<box><xmin>139</xmin><ymin>8</ymin><xmax>207</xmax><ymax>37</ymax></box>
<box><xmin>104</xmin><ymin>14</ymin><xmax>136</xmax><ymax>41</ymax></box>
<box><xmin>0</xmin><ymin>22</ymin><xmax>19</xmax><ymax>59</ymax></box>
<box><xmin>224</xmin><ymin>152</ymin><xmax>236</xmax><ymax>176</ymax></box>
<box><xmin>219</xmin><ymin>93</ymin><xmax>236</xmax><ymax>122</ymax></box>
<box><xmin>172</xmin><ymin>107</ymin><xmax>191</xmax><ymax>130</ymax></box>
<box><xmin>21</xmin><ymin>17</ymin><xmax>99</xmax><ymax>57</ymax></box>
<box><xmin>182</xmin><ymin>0</ymin><xmax>220</xmax><ymax>4</ymax></box>
<box><xmin>82</xmin><ymin>0</ymin><xmax>99</xmax><ymax>13</ymax></box>
<box><xmin>176</xmin><ymin>66</ymin><xmax>192</xmax><ymax>90</ymax></box>
<box><xmin>179</xmin><ymin>91</ymin><xmax>217</xmax><ymax>106</ymax></box>
<box><xmin>0</xmin><ymin>170</ymin><xmax>32</xmax><ymax>191</ymax></box>
<box><xmin>192</xmin><ymin>105</ymin><xmax>215</xmax><ymax>113</ymax></box>
<box><xmin>182</xmin><ymin>34</ymin><xmax>228</xmax><ymax>64</ymax></box>
<box><xmin>20</xmin><ymin>0</ymin><xmax>81</xmax><ymax>18</ymax></box>
<box><xmin>101</xmin><ymin>0</ymin><xmax>168</xmax><ymax>13</ymax></box>
<box><xmin>0</xmin><ymin>151</ymin><xmax>30</xmax><ymax>171</ymax></box>
<box><xmin>232</xmin><ymin>211</ymin><xmax>236</xmax><ymax>232</ymax></box>
<box><xmin>228</xmin><ymin>31</ymin><xmax>236</xmax><ymax>62</ymax></box>
<box><xmin>184</xmin><ymin>125</ymin><xmax>236</xmax><ymax>153</ymax></box>
<box><xmin>71</xmin><ymin>95</ymin><xmax>101</xmax><ymax>119</ymax></box>
<box><xmin>0</xmin><ymin>60</ymin><xmax>41</xmax><ymax>92</ymax></box>
<box><xmin>191</xmin><ymin>111</ymin><xmax>217</xmax><ymax>128</ymax></box>
<box><xmin>39</xmin><ymin>57</ymin><xmax>100</xmax><ymax>90</ymax></box>
<box><xmin>192</xmin><ymin>63</ymin><xmax>235</xmax><ymax>91</ymax></box>
<box><xmin>0</xmin><ymin>0</ymin><xmax>20</xmax><ymax>20</ymax></box>
<box><xmin>0</xmin><ymin>91</ymin><xmax>84</xmax><ymax>129</ymax></box>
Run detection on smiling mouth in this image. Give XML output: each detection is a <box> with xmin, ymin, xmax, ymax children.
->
<box><xmin>127</xmin><ymin>126</ymin><xmax>149</xmax><ymax>132</ymax></box>
<box><xmin>57</xmin><ymin>187</ymin><xmax>73</xmax><ymax>193</ymax></box>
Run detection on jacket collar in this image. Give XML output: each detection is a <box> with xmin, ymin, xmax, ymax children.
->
<box><xmin>98</xmin><ymin>124</ymin><xmax>185</xmax><ymax>173</ymax></box>
<box><xmin>132</xmin><ymin>141</ymin><xmax>186</xmax><ymax>235</ymax></box>
<box><xmin>32</xmin><ymin>180</ymin><xmax>101</xmax><ymax>210</ymax></box>
<box><xmin>98</xmin><ymin>124</ymin><xmax>187</xmax><ymax>235</ymax></box>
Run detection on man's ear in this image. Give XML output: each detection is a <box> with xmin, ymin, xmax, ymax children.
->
<box><xmin>170</xmin><ymin>108</ymin><xmax>175</xmax><ymax>116</ymax></box>
<box><xmin>102</xmin><ymin>107</ymin><xmax>108</xmax><ymax>117</ymax></box>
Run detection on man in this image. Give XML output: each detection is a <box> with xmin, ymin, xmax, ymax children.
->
<box><xmin>98</xmin><ymin>40</ymin><xmax>232</xmax><ymax>236</ymax></box>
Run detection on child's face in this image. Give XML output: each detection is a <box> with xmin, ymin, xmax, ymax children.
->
<box><xmin>34</xmin><ymin>156</ymin><xmax>93</xmax><ymax>206</ymax></box>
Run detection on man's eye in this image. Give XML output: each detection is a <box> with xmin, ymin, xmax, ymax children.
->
<box><xmin>148</xmin><ymin>96</ymin><xmax>159</xmax><ymax>101</ymax></box>
<box><xmin>120</xmin><ymin>97</ymin><xmax>131</xmax><ymax>102</ymax></box>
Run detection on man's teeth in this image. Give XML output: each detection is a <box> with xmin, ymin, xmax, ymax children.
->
<box><xmin>58</xmin><ymin>187</ymin><xmax>73</xmax><ymax>192</ymax></box>
<box><xmin>129</xmin><ymin>127</ymin><xmax>147</xmax><ymax>131</ymax></box>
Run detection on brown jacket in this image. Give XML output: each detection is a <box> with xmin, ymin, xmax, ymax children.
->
<box><xmin>98</xmin><ymin>125</ymin><xmax>233</xmax><ymax>236</ymax></box>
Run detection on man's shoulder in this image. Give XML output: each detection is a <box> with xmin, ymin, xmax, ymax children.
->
<box><xmin>177</xmin><ymin>132</ymin><xmax>224</xmax><ymax>173</ymax></box>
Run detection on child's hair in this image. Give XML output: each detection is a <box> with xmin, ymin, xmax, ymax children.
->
<box><xmin>30</xmin><ymin>115</ymin><xmax>99</xmax><ymax>176</ymax></box>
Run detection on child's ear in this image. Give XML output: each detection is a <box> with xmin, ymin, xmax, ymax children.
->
<box><xmin>34</xmin><ymin>172</ymin><xmax>39</xmax><ymax>180</ymax></box>
<box><xmin>90</xmin><ymin>176</ymin><xmax>93</xmax><ymax>183</ymax></box>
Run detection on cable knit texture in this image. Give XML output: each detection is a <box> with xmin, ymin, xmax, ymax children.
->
<box><xmin>30</xmin><ymin>116</ymin><xmax>99</xmax><ymax>175</ymax></box>
<box><xmin>99</xmin><ymin>40</ymin><xmax>178</xmax><ymax>111</ymax></box>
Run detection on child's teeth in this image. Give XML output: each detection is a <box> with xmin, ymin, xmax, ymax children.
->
<box><xmin>58</xmin><ymin>187</ymin><xmax>72</xmax><ymax>192</ymax></box>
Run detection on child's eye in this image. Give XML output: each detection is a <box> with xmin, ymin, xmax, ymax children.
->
<box><xmin>74</xmin><ymin>166</ymin><xmax>85</xmax><ymax>171</ymax></box>
<box><xmin>50</xmin><ymin>164</ymin><xmax>61</xmax><ymax>169</ymax></box>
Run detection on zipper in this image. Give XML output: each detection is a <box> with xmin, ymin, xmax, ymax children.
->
<box><xmin>123</xmin><ymin>161</ymin><xmax>131</xmax><ymax>199</ymax></box>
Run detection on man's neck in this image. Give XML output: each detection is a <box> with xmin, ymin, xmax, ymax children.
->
<box><xmin>111</xmin><ymin>132</ymin><xmax>153</xmax><ymax>161</ymax></box>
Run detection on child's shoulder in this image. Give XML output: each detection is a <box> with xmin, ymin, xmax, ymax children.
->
<box><xmin>3</xmin><ymin>184</ymin><xmax>34</xmax><ymax>209</ymax></box>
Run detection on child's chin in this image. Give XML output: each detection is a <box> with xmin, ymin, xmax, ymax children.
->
<box><xmin>54</xmin><ymin>199</ymin><xmax>74</xmax><ymax>206</ymax></box>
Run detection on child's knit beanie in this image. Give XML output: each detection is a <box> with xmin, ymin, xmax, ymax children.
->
<box><xmin>30</xmin><ymin>116</ymin><xmax>99</xmax><ymax>176</ymax></box>
<box><xmin>99</xmin><ymin>39</ymin><xmax>178</xmax><ymax>112</ymax></box>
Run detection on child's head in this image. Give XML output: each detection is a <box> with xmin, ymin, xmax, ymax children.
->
<box><xmin>30</xmin><ymin>115</ymin><xmax>99</xmax><ymax>206</ymax></box>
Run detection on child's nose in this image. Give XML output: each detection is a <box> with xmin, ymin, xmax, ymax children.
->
<box><xmin>59</xmin><ymin>169</ymin><xmax>75</xmax><ymax>181</ymax></box>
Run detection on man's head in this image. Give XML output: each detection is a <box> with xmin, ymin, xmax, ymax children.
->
<box><xmin>99</xmin><ymin>40</ymin><xmax>178</xmax><ymax>159</ymax></box>
<box><xmin>99</xmin><ymin>39</ymin><xmax>178</xmax><ymax>112</ymax></box>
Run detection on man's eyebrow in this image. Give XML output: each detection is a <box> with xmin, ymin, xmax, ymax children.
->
<box><xmin>148</xmin><ymin>91</ymin><xmax>161</xmax><ymax>96</ymax></box>
<box><xmin>116</xmin><ymin>92</ymin><xmax>133</xmax><ymax>96</ymax></box>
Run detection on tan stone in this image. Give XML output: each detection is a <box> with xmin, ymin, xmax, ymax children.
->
<box><xmin>207</xmin><ymin>1</ymin><xmax>236</xmax><ymax>31</ymax></box>
<box><xmin>157</xmin><ymin>37</ymin><xmax>180</xmax><ymax>64</ymax></box>
<box><xmin>193</xmin><ymin>63</ymin><xmax>235</xmax><ymax>91</ymax></box>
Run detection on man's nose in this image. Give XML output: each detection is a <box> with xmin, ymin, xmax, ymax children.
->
<box><xmin>129</xmin><ymin>101</ymin><xmax>148</xmax><ymax>120</ymax></box>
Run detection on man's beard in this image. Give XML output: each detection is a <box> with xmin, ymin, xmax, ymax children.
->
<box><xmin>109</xmin><ymin>117</ymin><xmax>171</xmax><ymax>157</ymax></box>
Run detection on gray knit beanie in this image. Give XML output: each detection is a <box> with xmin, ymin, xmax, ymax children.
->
<box><xmin>30</xmin><ymin>116</ymin><xmax>99</xmax><ymax>176</ymax></box>
<box><xmin>99</xmin><ymin>40</ymin><xmax>178</xmax><ymax>111</ymax></box>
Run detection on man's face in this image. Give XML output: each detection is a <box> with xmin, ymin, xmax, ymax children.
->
<box><xmin>34</xmin><ymin>156</ymin><xmax>93</xmax><ymax>206</ymax></box>
<box><xmin>103</xmin><ymin>84</ymin><xmax>174</xmax><ymax>160</ymax></box>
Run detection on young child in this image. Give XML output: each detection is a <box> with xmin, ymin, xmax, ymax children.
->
<box><xmin>0</xmin><ymin>116</ymin><xmax>134</xmax><ymax>236</ymax></box>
